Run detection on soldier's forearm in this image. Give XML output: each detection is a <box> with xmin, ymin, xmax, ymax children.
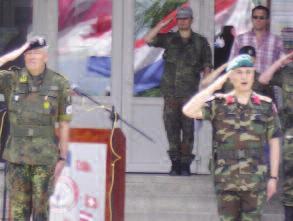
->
<box><xmin>143</xmin><ymin>23</ymin><xmax>163</xmax><ymax>44</ymax></box>
<box><xmin>0</xmin><ymin>42</ymin><xmax>30</xmax><ymax>67</ymax></box>
<box><xmin>269</xmin><ymin>138</ymin><xmax>280</xmax><ymax>178</ymax></box>
<box><xmin>183</xmin><ymin>81</ymin><xmax>216</xmax><ymax>119</ymax></box>
<box><xmin>258</xmin><ymin>60</ymin><xmax>282</xmax><ymax>85</ymax></box>
<box><xmin>200</xmin><ymin>63</ymin><xmax>227</xmax><ymax>89</ymax></box>
<box><xmin>58</xmin><ymin>121</ymin><xmax>70</xmax><ymax>159</ymax></box>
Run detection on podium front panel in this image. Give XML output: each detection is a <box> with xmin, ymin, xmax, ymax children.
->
<box><xmin>50</xmin><ymin>142</ymin><xmax>107</xmax><ymax>220</ymax></box>
<box><xmin>49</xmin><ymin>128</ymin><xmax>125</xmax><ymax>221</ymax></box>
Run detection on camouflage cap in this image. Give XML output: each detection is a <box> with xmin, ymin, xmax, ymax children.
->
<box><xmin>25</xmin><ymin>36</ymin><xmax>47</xmax><ymax>52</ymax></box>
<box><xmin>176</xmin><ymin>6</ymin><xmax>193</xmax><ymax>19</ymax></box>
<box><xmin>226</xmin><ymin>54</ymin><xmax>254</xmax><ymax>72</ymax></box>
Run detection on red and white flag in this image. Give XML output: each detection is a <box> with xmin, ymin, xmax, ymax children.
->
<box><xmin>79</xmin><ymin>210</ymin><xmax>93</xmax><ymax>221</ymax></box>
<box><xmin>85</xmin><ymin>195</ymin><xmax>98</xmax><ymax>209</ymax></box>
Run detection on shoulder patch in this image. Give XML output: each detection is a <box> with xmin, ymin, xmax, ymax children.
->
<box><xmin>205</xmin><ymin>93</ymin><xmax>226</xmax><ymax>102</ymax></box>
<box><xmin>47</xmin><ymin>68</ymin><xmax>69</xmax><ymax>81</ymax></box>
<box><xmin>252</xmin><ymin>92</ymin><xmax>272</xmax><ymax>103</ymax></box>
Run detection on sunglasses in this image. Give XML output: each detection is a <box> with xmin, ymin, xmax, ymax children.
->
<box><xmin>252</xmin><ymin>15</ymin><xmax>267</xmax><ymax>20</ymax></box>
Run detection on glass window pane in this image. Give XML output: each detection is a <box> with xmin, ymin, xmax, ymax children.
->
<box><xmin>0</xmin><ymin>1</ymin><xmax>32</xmax><ymax>69</ymax></box>
<box><xmin>58</xmin><ymin>0</ymin><xmax>112</xmax><ymax>96</ymax></box>
<box><xmin>214</xmin><ymin>0</ymin><xmax>269</xmax><ymax>68</ymax></box>
<box><xmin>134</xmin><ymin>0</ymin><xmax>188</xmax><ymax>97</ymax></box>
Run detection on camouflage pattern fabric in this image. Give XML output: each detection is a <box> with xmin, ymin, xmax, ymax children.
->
<box><xmin>149</xmin><ymin>31</ymin><xmax>212</xmax><ymax>164</ymax></box>
<box><xmin>217</xmin><ymin>190</ymin><xmax>266</xmax><ymax>221</ymax></box>
<box><xmin>0</xmin><ymin>67</ymin><xmax>72</xmax><ymax>165</ymax></box>
<box><xmin>149</xmin><ymin>31</ymin><xmax>212</xmax><ymax>97</ymax></box>
<box><xmin>163</xmin><ymin>97</ymin><xmax>194</xmax><ymax>163</ymax></box>
<box><xmin>7</xmin><ymin>162</ymin><xmax>54</xmax><ymax>221</ymax></box>
<box><xmin>201</xmin><ymin>92</ymin><xmax>281</xmax><ymax>219</ymax></box>
<box><xmin>270</xmin><ymin>63</ymin><xmax>293</xmax><ymax>207</ymax></box>
<box><xmin>0</xmin><ymin>66</ymin><xmax>72</xmax><ymax>220</ymax></box>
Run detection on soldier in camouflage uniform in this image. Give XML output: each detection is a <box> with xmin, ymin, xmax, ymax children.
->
<box><xmin>144</xmin><ymin>6</ymin><xmax>212</xmax><ymax>175</ymax></box>
<box><xmin>0</xmin><ymin>37</ymin><xmax>72</xmax><ymax>220</ymax></box>
<box><xmin>259</xmin><ymin>50</ymin><xmax>293</xmax><ymax>221</ymax></box>
<box><xmin>183</xmin><ymin>54</ymin><xmax>281</xmax><ymax>221</ymax></box>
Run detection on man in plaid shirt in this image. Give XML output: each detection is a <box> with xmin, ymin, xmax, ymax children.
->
<box><xmin>229</xmin><ymin>5</ymin><xmax>283</xmax><ymax>73</ymax></box>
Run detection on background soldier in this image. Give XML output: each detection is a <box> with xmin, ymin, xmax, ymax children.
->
<box><xmin>259</xmin><ymin>50</ymin><xmax>293</xmax><ymax>221</ymax></box>
<box><xmin>143</xmin><ymin>6</ymin><xmax>212</xmax><ymax>175</ymax></box>
<box><xmin>183</xmin><ymin>54</ymin><xmax>281</xmax><ymax>220</ymax></box>
<box><xmin>0</xmin><ymin>37</ymin><xmax>72</xmax><ymax>220</ymax></box>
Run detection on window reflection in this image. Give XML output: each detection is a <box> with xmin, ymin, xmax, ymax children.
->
<box><xmin>58</xmin><ymin>0</ymin><xmax>112</xmax><ymax>96</ymax></box>
<box><xmin>134</xmin><ymin>0</ymin><xmax>188</xmax><ymax>97</ymax></box>
<box><xmin>0</xmin><ymin>1</ymin><xmax>32</xmax><ymax>69</ymax></box>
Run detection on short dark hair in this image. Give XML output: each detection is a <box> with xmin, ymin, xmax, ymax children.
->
<box><xmin>239</xmin><ymin>46</ymin><xmax>256</xmax><ymax>57</ymax></box>
<box><xmin>252</xmin><ymin>5</ymin><xmax>270</xmax><ymax>18</ymax></box>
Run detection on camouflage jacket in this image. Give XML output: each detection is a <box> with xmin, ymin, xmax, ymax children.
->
<box><xmin>149</xmin><ymin>31</ymin><xmax>212</xmax><ymax>97</ymax></box>
<box><xmin>0</xmin><ymin>67</ymin><xmax>72</xmax><ymax>165</ymax></box>
<box><xmin>270</xmin><ymin>62</ymin><xmax>293</xmax><ymax>129</ymax></box>
<box><xmin>202</xmin><ymin>92</ymin><xmax>282</xmax><ymax>191</ymax></box>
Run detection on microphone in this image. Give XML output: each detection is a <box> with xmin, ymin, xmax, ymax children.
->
<box><xmin>71</xmin><ymin>83</ymin><xmax>85</xmax><ymax>96</ymax></box>
<box><xmin>70</xmin><ymin>85</ymin><xmax>155</xmax><ymax>142</ymax></box>
<box><xmin>71</xmin><ymin>84</ymin><xmax>111</xmax><ymax>112</ymax></box>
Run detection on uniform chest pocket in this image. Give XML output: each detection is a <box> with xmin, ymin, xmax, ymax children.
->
<box><xmin>163</xmin><ymin>47</ymin><xmax>179</xmax><ymax>63</ymax></box>
<box><xmin>251</xmin><ymin>113</ymin><xmax>267</xmax><ymax>133</ymax></box>
<box><xmin>40</xmin><ymin>87</ymin><xmax>59</xmax><ymax>115</ymax></box>
<box><xmin>10</xmin><ymin>87</ymin><xmax>28</xmax><ymax>111</ymax></box>
<box><xmin>184</xmin><ymin>48</ymin><xmax>199</xmax><ymax>66</ymax></box>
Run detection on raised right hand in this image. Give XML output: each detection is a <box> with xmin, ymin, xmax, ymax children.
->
<box><xmin>158</xmin><ymin>17</ymin><xmax>174</xmax><ymax>29</ymax></box>
<box><xmin>280</xmin><ymin>51</ymin><xmax>293</xmax><ymax>66</ymax></box>
<box><xmin>213</xmin><ymin>71</ymin><xmax>231</xmax><ymax>91</ymax></box>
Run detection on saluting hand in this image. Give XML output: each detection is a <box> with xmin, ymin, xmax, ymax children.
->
<box><xmin>279</xmin><ymin>51</ymin><xmax>293</xmax><ymax>67</ymax></box>
<box><xmin>213</xmin><ymin>71</ymin><xmax>231</xmax><ymax>91</ymax></box>
<box><xmin>158</xmin><ymin>17</ymin><xmax>174</xmax><ymax>29</ymax></box>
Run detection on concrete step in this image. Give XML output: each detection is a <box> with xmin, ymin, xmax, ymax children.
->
<box><xmin>125</xmin><ymin>174</ymin><xmax>284</xmax><ymax>221</ymax></box>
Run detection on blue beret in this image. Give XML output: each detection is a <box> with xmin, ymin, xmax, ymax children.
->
<box><xmin>226</xmin><ymin>54</ymin><xmax>254</xmax><ymax>72</ymax></box>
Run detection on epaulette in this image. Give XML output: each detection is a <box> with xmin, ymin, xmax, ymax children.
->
<box><xmin>48</xmin><ymin>69</ymin><xmax>69</xmax><ymax>81</ymax></box>
<box><xmin>252</xmin><ymin>92</ymin><xmax>272</xmax><ymax>103</ymax></box>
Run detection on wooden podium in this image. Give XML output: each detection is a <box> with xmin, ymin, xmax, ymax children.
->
<box><xmin>7</xmin><ymin>128</ymin><xmax>125</xmax><ymax>221</ymax></box>
<box><xmin>69</xmin><ymin>128</ymin><xmax>126</xmax><ymax>221</ymax></box>
<box><xmin>49</xmin><ymin>128</ymin><xmax>126</xmax><ymax>221</ymax></box>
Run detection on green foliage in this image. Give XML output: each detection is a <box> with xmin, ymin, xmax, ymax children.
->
<box><xmin>146</xmin><ymin>0</ymin><xmax>188</xmax><ymax>28</ymax></box>
<box><xmin>136</xmin><ymin>87</ymin><xmax>162</xmax><ymax>97</ymax></box>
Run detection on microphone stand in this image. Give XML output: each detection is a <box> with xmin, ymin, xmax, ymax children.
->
<box><xmin>73</xmin><ymin>89</ymin><xmax>155</xmax><ymax>143</ymax></box>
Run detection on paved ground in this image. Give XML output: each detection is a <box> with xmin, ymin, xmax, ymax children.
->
<box><xmin>0</xmin><ymin>167</ymin><xmax>286</xmax><ymax>221</ymax></box>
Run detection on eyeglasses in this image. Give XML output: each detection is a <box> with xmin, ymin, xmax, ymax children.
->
<box><xmin>252</xmin><ymin>15</ymin><xmax>267</xmax><ymax>20</ymax></box>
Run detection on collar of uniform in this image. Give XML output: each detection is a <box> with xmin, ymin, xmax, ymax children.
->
<box><xmin>225</xmin><ymin>91</ymin><xmax>260</xmax><ymax>106</ymax></box>
<box><xmin>26</xmin><ymin>67</ymin><xmax>47</xmax><ymax>86</ymax></box>
<box><xmin>174</xmin><ymin>30</ymin><xmax>195</xmax><ymax>44</ymax></box>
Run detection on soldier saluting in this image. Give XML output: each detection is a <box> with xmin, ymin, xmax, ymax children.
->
<box><xmin>144</xmin><ymin>6</ymin><xmax>212</xmax><ymax>175</ymax></box>
<box><xmin>259</xmin><ymin>49</ymin><xmax>293</xmax><ymax>221</ymax></box>
<box><xmin>183</xmin><ymin>55</ymin><xmax>281</xmax><ymax>220</ymax></box>
<box><xmin>0</xmin><ymin>37</ymin><xmax>72</xmax><ymax>220</ymax></box>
